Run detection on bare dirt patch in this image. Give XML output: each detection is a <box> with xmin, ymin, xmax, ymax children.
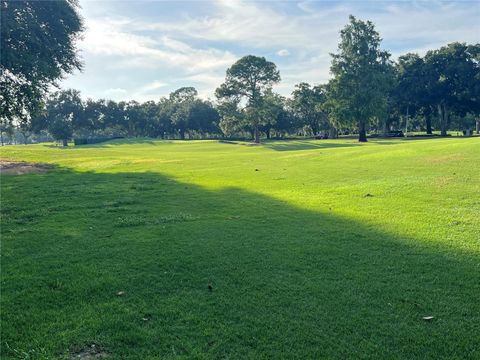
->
<box><xmin>0</xmin><ymin>159</ymin><xmax>52</xmax><ymax>175</ymax></box>
<box><xmin>70</xmin><ymin>344</ymin><xmax>108</xmax><ymax>359</ymax></box>
<box><xmin>427</xmin><ymin>154</ymin><xmax>465</xmax><ymax>164</ymax></box>
<box><xmin>218</xmin><ymin>140</ymin><xmax>259</xmax><ymax>146</ymax></box>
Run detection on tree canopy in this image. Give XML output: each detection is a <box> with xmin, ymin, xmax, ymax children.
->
<box><xmin>2</xmin><ymin>10</ymin><xmax>478</xmax><ymax>145</ymax></box>
<box><xmin>327</xmin><ymin>15</ymin><xmax>394</xmax><ymax>142</ymax></box>
<box><xmin>423</xmin><ymin>43</ymin><xmax>480</xmax><ymax>135</ymax></box>
<box><xmin>290</xmin><ymin>83</ymin><xmax>329</xmax><ymax>136</ymax></box>
<box><xmin>216</xmin><ymin>55</ymin><xmax>281</xmax><ymax>143</ymax></box>
<box><xmin>0</xmin><ymin>0</ymin><xmax>84</xmax><ymax>128</ymax></box>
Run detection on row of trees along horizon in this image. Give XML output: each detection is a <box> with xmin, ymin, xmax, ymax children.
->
<box><xmin>1</xmin><ymin>1</ymin><xmax>479</xmax><ymax>145</ymax></box>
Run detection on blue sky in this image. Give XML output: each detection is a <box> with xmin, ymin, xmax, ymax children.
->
<box><xmin>60</xmin><ymin>0</ymin><xmax>480</xmax><ymax>101</ymax></box>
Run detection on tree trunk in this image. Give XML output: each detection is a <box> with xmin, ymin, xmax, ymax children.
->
<box><xmin>405</xmin><ymin>106</ymin><xmax>409</xmax><ymax>137</ymax></box>
<box><xmin>425</xmin><ymin>115</ymin><xmax>432</xmax><ymax>135</ymax></box>
<box><xmin>476</xmin><ymin>119</ymin><xmax>480</xmax><ymax>134</ymax></box>
<box><xmin>310</xmin><ymin>122</ymin><xmax>319</xmax><ymax>137</ymax></box>
<box><xmin>254</xmin><ymin>126</ymin><xmax>260</xmax><ymax>143</ymax></box>
<box><xmin>358</xmin><ymin>121</ymin><xmax>367</xmax><ymax>142</ymax></box>
<box><xmin>328</xmin><ymin>126</ymin><xmax>338</xmax><ymax>139</ymax></box>
<box><xmin>179</xmin><ymin>129</ymin><xmax>185</xmax><ymax>140</ymax></box>
<box><xmin>266</xmin><ymin>128</ymin><xmax>271</xmax><ymax>139</ymax></box>
<box><xmin>438</xmin><ymin>103</ymin><xmax>449</xmax><ymax>137</ymax></box>
<box><xmin>382</xmin><ymin>119</ymin><xmax>388</xmax><ymax>137</ymax></box>
<box><xmin>62</xmin><ymin>139</ymin><xmax>68</xmax><ymax>147</ymax></box>
<box><xmin>0</xmin><ymin>132</ymin><xmax>3</xmax><ymax>146</ymax></box>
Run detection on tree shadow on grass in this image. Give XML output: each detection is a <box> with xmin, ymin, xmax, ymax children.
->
<box><xmin>43</xmin><ymin>138</ymin><xmax>162</xmax><ymax>149</ymax></box>
<box><xmin>1</xmin><ymin>168</ymin><xmax>479</xmax><ymax>359</ymax></box>
<box><xmin>262</xmin><ymin>140</ymin><xmax>359</xmax><ymax>151</ymax></box>
<box><xmin>373</xmin><ymin>136</ymin><xmax>477</xmax><ymax>144</ymax></box>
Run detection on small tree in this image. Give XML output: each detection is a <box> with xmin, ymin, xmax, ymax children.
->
<box><xmin>82</xmin><ymin>98</ymin><xmax>104</xmax><ymax>135</ymax></box>
<box><xmin>189</xmin><ymin>100</ymin><xmax>220</xmax><ymax>138</ymax></box>
<box><xmin>156</xmin><ymin>98</ymin><xmax>175</xmax><ymax>138</ymax></box>
<box><xmin>216</xmin><ymin>55</ymin><xmax>280</xmax><ymax>143</ymax></box>
<box><xmin>167</xmin><ymin>87</ymin><xmax>198</xmax><ymax>139</ymax></box>
<box><xmin>217</xmin><ymin>98</ymin><xmax>244</xmax><ymax>137</ymax></box>
<box><xmin>393</xmin><ymin>53</ymin><xmax>430</xmax><ymax>133</ymax></box>
<box><xmin>125</xmin><ymin>100</ymin><xmax>146</xmax><ymax>137</ymax></box>
<box><xmin>101</xmin><ymin>100</ymin><xmax>126</xmax><ymax>135</ymax></box>
<box><xmin>290</xmin><ymin>83</ymin><xmax>329</xmax><ymax>136</ymax></box>
<box><xmin>259</xmin><ymin>89</ymin><xmax>285</xmax><ymax>139</ymax></box>
<box><xmin>46</xmin><ymin>89</ymin><xmax>84</xmax><ymax>146</ymax></box>
<box><xmin>141</xmin><ymin>100</ymin><xmax>161</xmax><ymax>138</ymax></box>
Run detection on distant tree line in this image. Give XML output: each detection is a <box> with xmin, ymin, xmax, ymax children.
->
<box><xmin>1</xmin><ymin>3</ymin><xmax>479</xmax><ymax>144</ymax></box>
<box><xmin>23</xmin><ymin>87</ymin><xmax>221</xmax><ymax>146</ymax></box>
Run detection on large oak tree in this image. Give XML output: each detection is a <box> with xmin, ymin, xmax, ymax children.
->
<box><xmin>328</xmin><ymin>16</ymin><xmax>394</xmax><ymax>142</ymax></box>
<box><xmin>0</xmin><ymin>0</ymin><xmax>83</xmax><ymax>132</ymax></box>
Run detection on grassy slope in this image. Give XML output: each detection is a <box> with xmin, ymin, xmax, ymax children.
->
<box><xmin>1</xmin><ymin>138</ymin><xmax>479</xmax><ymax>359</ymax></box>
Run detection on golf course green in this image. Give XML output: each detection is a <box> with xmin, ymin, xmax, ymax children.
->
<box><xmin>1</xmin><ymin>137</ymin><xmax>479</xmax><ymax>359</ymax></box>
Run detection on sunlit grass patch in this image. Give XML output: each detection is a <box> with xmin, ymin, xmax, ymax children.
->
<box><xmin>1</xmin><ymin>137</ymin><xmax>479</xmax><ymax>359</ymax></box>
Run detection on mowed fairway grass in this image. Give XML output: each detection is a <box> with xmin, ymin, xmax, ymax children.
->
<box><xmin>1</xmin><ymin>137</ymin><xmax>479</xmax><ymax>359</ymax></box>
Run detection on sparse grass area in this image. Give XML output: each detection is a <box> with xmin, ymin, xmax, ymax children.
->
<box><xmin>1</xmin><ymin>137</ymin><xmax>479</xmax><ymax>359</ymax></box>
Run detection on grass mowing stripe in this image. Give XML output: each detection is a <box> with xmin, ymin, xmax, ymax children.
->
<box><xmin>1</xmin><ymin>137</ymin><xmax>479</xmax><ymax>359</ymax></box>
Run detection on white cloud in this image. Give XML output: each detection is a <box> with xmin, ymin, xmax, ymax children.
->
<box><xmin>104</xmin><ymin>88</ymin><xmax>127</xmax><ymax>95</ymax></box>
<box><xmin>181</xmin><ymin>72</ymin><xmax>226</xmax><ymax>99</ymax></box>
<box><xmin>143</xmin><ymin>1</ymin><xmax>340</xmax><ymax>50</ymax></box>
<box><xmin>140</xmin><ymin>0</ymin><xmax>478</xmax><ymax>58</ymax></box>
<box><xmin>81</xmin><ymin>17</ymin><xmax>237</xmax><ymax>73</ymax></box>
<box><xmin>139</xmin><ymin>80</ymin><xmax>168</xmax><ymax>93</ymax></box>
<box><xmin>125</xmin><ymin>80</ymin><xmax>170</xmax><ymax>102</ymax></box>
<box><xmin>63</xmin><ymin>0</ymin><xmax>479</xmax><ymax>101</ymax></box>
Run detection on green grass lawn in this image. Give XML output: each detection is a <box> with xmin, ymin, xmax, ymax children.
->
<box><xmin>1</xmin><ymin>137</ymin><xmax>479</xmax><ymax>359</ymax></box>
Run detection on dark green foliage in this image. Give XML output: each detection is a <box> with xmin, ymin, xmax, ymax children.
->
<box><xmin>328</xmin><ymin>16</ymin><xmax>395</xmax><ymax>142</ymax></box>
<box><xmin>164</xmin><ymin>87</ymin><xmax>221</xmax><ymax>139</ymax></box>
<box><xmin>424</xmin><ymin>43</ymin><xmax>480</xmax><ymax>135</ymax></box>
<box><xmin>216</xmin><ymin>55</ymin><xmax>281</xmax><ymax>143</ymax></box>
<box><xmin>0</xmin><ymin>0</ymin><xmax>83</xmax><ymax>126</ymax></box>
<box><xmin>290</xmin><ymin>83</ymin><xmax>331</xmax><ymax>136</ymax></box>
<box><xmin>390</xmin><ymin>43</ymin><xmax>480</xmax><ymax>136</ymax></box>
<box><xmin>258</xmin><ymin>89</ymin><xmax>287</xmax><ymax>139</ymax></box>
<box><xmin>169</xmin><ymin>87</ymin><xmax>199</xmax><ymax>139</ymax></box>
<box><xmin>44</xmin><ymin>89</ymin><xmax>83</xmax><ymax>145</ymax></box>
<box><xmin>73</xmin><ymin>137</ymin><xmax>124</xmax><ymax>146</ymax></box>
<box><xmin>33</xmin><ymin>87</ymin><xmax>221</xmax><ymax>141</ymax></box>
